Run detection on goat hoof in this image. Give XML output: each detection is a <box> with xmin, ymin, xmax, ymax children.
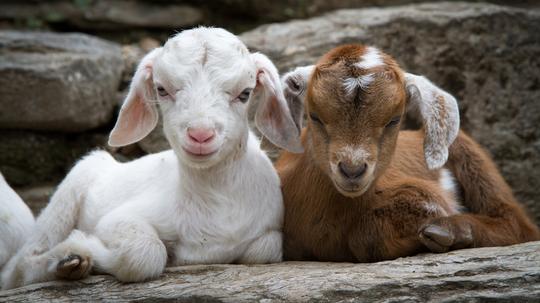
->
<box><xmin>56</xmin><ymin>254</ymin><xmax>92</xmax><ymax>280</ymax></box>
<box><xmin>419</xmin><ymin>224</ymin><xmax>454</xmax><ymax>253</ymax></box>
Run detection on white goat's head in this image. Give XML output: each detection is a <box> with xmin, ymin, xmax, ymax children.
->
<box><xmin>109</xmin><ymin>27</ymin><xmax>302</xmax><ymax>169</ymax></box>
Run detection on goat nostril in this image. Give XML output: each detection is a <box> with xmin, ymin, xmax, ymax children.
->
<box><xmin>187</xmin><ymin>128</ymin><xmax>215</xmax><ymax>144</ymax></box>
<box><xmin>338</xmin><ymin>162</ymin><xmax>367</xmax><ymax>179</ymax></box>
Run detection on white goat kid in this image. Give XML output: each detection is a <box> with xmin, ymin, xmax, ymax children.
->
<box><xmin>1</xmin><ymin>27</ymin><xmax>301</xmax><ymax>289</ymax></box>
<box><xmin>0</xmin><ymin>173</ymin><xmax>35</xmax><ymax>273</ymax></box>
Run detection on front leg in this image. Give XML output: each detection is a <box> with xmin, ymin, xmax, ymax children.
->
<box><xmin>237</xmin><ymin>230</ymin><xmax>282</xmax><ymax>264</ymax></box>
<box><xmin>349</xmin><ymin>179</ymin><xmax>451</xmax><ymax>262</ymax></box>
<box><xmin>93</xmin><ymin>212</ymin><xmax>167</xmax><ymax>282</ymax></box>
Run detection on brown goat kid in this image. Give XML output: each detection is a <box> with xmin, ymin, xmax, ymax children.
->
<box><xmin>275</xmin><ymin>44</ymin><xmax>540</xmax><ymax>262</ymax></box>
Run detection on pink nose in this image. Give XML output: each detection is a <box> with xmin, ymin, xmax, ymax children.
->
<box><xmin>187</xmin><ymin>127</ymin><xmax>215</xmax><ymax>143</ymax></box>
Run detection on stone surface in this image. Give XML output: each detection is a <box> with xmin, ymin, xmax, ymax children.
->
<box><xmin>0</xmin><ymin>1</ymin><xmax>536</xmax><ymax>40</ymax></box>
<box><xmin>0</xmin><ymin>31</ymin><xmax>123</xmax><ymax>132</ymax></box>
<box><xmin>240</xmin><ymin>2</ymin><xmax>540</xmax><ymax>224</ymax></box>
<box><xmin>15</xmin><ymin>185</ymin><xmax>55</xmax><ymax>216</ymax></box>
<box><xmin>0</xmin><ymin>130</ymin><xmax>107</xmax><ymax>187</ymax></box>
<box><xmin>0</xmin><ymin>241</ymin><xmax>538</xmax><ymax>302</ymax></box>
<box><xmin>120</xmin><ymin>37</ymin><xmax>159</xmax><ymax>88</ymax></box>
<box><xmin>0</xmin><ymin>1</ymin><xmax>202</xmax><ymax>31</ymax></box>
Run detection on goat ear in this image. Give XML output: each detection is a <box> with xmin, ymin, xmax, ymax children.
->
<box><xmin>405</xmin><ymin>73</ymin><xmax>460</xmax><ymax>170</ymax></box>
<box><xmin>251</xmin><ymin>53</ymin><xmax>303</xmax><ymax>153</ymax></box>
<box><xmin>109</xmin><ymin>48</ymin><xmax>162</xmax><ymax>147</ymax></box>
<box><xmin>281</xmin><ymin>65</ymin><xmax>314</xmax><ymax>133</ymax></box>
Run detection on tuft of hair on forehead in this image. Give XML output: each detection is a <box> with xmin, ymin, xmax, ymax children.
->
<box><xmin>312</xmin><ymin>44</ymin><xmax>403</xmax><ymax>105</ymax></box>
<box><xmin>154</xmin><ymin>27</ymin><xmax>256</xmax><ymax>91</ymax></box>
<box><xmin>162</xmin><ymin>27</ymin><xmax>250</xmax><ymax>66</ymax></box>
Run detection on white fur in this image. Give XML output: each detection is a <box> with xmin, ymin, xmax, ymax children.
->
<box><xmin>423</xmin><ymin>202</ymin><xmax>445</xmax><ymax>216</ymax></box>
<box><xmin>343</xmin><ymin>73</ymin><xmax>375</xmax><ymax>95</ymax></box>
<box><xmin>337</xmin><ymin>145</ymin><xmax>370</xmax><ymax>165</ymax></box>
<box><xmin>439</xmin><ymin>168</ymin><xmax>464</xmax><ymax>214</ymax></box>
<box><xmin>355</xmin><ymin>47</ymin><xmax>383</xmax><ymax>70</ymax></box>
<box><xmin>1</xmin><ymin>27</ymin><xmax>286</xmax><ymax>289</ymax></box>
<box><xmin>0</xmin><ymin>173</ymin><xmax>35</xmax><ymax>274</ymax></box>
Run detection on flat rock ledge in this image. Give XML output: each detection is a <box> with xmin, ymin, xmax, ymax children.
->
<box><xmin>1</xmin><ymin>241</ymin><xmax>539</xmax><ymax>302</ymax></box>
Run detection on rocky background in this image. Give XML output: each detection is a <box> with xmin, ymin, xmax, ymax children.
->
<box><xmin>0</xmin><ymin>0</ymin><xmax>539</xmax><ymax>226</ymax></box>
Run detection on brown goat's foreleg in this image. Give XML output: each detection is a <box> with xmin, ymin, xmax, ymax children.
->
<box><xmin>421</xmin><ymin>131</ymin><xmax>540</xmax><ymax>252</ymax></box>
<box><xmin>349</xmin><ymin>180</ymin><xmax>451</xmax><ymax>262</ymax></box>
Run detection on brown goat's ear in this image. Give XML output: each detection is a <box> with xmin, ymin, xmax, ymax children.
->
<box><xmin>404</xmin><ymin>73</ymin><xmax>460</xmax><ymax>170</ymax></box>
<box><xmin>251</xmin><ymin>53</ymin><xmax>303</xmax><ymax>153</ymax></box>
<box><xmin>281</xmin><ymin>65</ymin><xmax>314</xmax><ymax>133</ymax></box>
<box><xmin>109</xmin><ymin>48</ymin><xmax>162</xmax><ymax>147</ymax></box>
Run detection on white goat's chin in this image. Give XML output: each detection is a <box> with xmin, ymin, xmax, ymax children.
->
<box><xmin>181</xmin><ymin>146</ymin><xmax>220</xmax><ymax>162</ymax></box>
<box><xmin>182</xmin><ymin>146</ymin><xmax>218</xmax><ymax>157</ymax></box>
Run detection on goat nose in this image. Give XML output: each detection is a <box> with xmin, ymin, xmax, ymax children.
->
<box><xmin>338</xmin><ymin>162</ymin><xmax>367</xmax><ymax>179</ymax></box>
<box><xmin>187</xmin><ymin>127</ymin><xmax>215</xmax><ymax>143</ymax></box>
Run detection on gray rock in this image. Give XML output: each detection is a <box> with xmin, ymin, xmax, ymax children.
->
<box><xmin>0</xmin><ymin>31</ymin><xmax>123</xmax><ymax>132</ymax></box>
<box><xmin>120</xmin><ymin>37</ymin><xmax>159</xmax><ymax>88</ymax></box>
<box><xmin>0</xmin><ymin>1</ymin><xmax>535</xmax><ymax>39</ymax></box>
<box><xmin>0</xmin><ymin>1</ymin><xmax>202</xmax><ymax>31</ymax></box>
<box><xmin>0</xmin><ymin>130</ymin><xmax>107</xmax><ymax>187</ymax></box>
<box><xmin>240</xmin><ymin>2</ymin><xmax>540</xmax><ymax>224</ymax></box>
<box><xmin>15</xmin><ymin>185</ymin><xmax>55</xmax><ymax>216</ymax></box>
<box><xmin>0</xmin><ymin>241</ymin><xmax>538</xmax><ymax>302</ymax></box>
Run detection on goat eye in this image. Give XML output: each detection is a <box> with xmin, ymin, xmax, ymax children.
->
<box><xmin>237</xmin><ymin>88</ymin><xmax>252</xmax><ymax>103</ymax></box>
<box><xmin>157</xmin><ymin>86</ymin><xmax>169</xmax><ymax>97</ymax></box>
<box><xmin>310</xmin><ymin>112</ymin><xmax>323</xmax><ymax>125</ymax></box>
<box><xmin>287</xmin><ymin>77</ymin><xmax>301</xmax><ymax>92</ymax></box>
<box><xmin>386</xmin><ymin>116</ymin><xmax>401</xmax><ymax>128</ymax></box>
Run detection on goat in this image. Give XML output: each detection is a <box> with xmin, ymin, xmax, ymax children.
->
<box><xmin>0</xmin><ymin>173</ymin><xmax>35</xmax><ymax>272</ymax></box>
<box><xmin>276</xmin><ymin>44</ymin><xmax>540</xmax><ymax>262</ymax></box>
<box><xmin>1</xmin><ymin>27</ymin><xmax>301</xmax><ymax>289</ymax></box>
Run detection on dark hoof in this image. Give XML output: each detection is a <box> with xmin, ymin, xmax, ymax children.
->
<box><xmin>419</xmin><ymin>224</ymin><xmax>454</xmax><ymax>253</ymax></box>
<box><xmin>56</xmin><ymin>254</ymin><xmax>92</xmax><ymax>280</ymax></box>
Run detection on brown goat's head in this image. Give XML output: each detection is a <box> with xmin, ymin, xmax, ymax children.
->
<box><xmin>281</xmin><ymin>44</ymin><xmax>459</xmax><ymax>197</ymax></box>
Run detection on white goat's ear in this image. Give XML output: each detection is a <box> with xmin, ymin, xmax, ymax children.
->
<box><xmin>251</xmin><ymin>53</ymin><xmax>303</xmax><ymax>153</ymax></box>
<box><xmin>405</xmin><ymin>73</ymin><xmax>460</xmax><ymax>170</ymax></box>
<box><xmin>281</xmin><ymin>65</ymin><xmax>314</xmax><ymax>133</ymax></box>
<box><xmin>109</xmin><ymin>48</ymin><xmax>162</xmax><ymax>147</ymax></box>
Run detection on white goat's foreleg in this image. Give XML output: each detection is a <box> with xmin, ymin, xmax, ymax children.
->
<box><xmin>238</xmin><ymin>230</ymin><xmax>282</xmax><ymax>263</ymax></box>
<box><xmin>1</xmin><ymin>180</ymin><xmax>86</xmax><ymax>289</ymax></box>
<box><xmin>92</xmin><ymin>213</ymin><xmax>167</xmax><ymax>282</ymax></box>
<box><xmin>2</xmin><ymin>214</ymin><xmax>167</xmax><ymax>289</ymax></box>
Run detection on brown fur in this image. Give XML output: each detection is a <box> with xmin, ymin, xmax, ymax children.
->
<box><xmin>276</xmin><ymin>45</ymin><xmax>540</xmax><ymax>262</ymax></box>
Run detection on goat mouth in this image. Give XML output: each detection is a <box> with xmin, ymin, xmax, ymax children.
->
<box><xmin>182</xmin><ymin>146</ymin><xmax>219</xmax><ymax>159</ymax></box>
<box><xmin>333</xmin><ymin>180</ymin><xmax>370</xmax><ymax>197</ymax></box>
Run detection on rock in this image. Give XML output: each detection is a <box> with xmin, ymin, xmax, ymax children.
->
<box><xmin>0</xmin><ymin>130</ymin><xmax>107</xmax><ymax>187</ymax></box>
<box><xmin>0</xmin><ymin>31</ymin><xmax>123</xmax><ymax>132</ymax></box>
<box><xmin>15</xmin><ymin>185</ymin><xmax>55</xmax><ymax>216</ymax></box>
<box><xmin>0</xmin><ymin>241</ymin><xmax>538</xmax><ymax>302</ymax></box>
<box><xmin>0</xmin><ymin>1</ymin><xmax>202</xmax><ymax>31</ymax></box>
<box><xmin>120</xmin><ymin>37</ymin><xmax>159</xmax><ymax>89</ymax></box>
<box><xmin>240</xmin><ymin>2</ymin><xmax>540</xmax><ymax>224</ymax></box>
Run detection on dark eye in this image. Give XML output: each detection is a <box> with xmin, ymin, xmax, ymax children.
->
<box><xmin>157</xmin><ymin>86</ymin><xmax>168</xmax><ymax>97</ymax></box>
<box><xmin>237</xmin><ymin>88</ymin><xmax>252</xmax><ymax>103</ymax></box>
<box><xmin>386</xmin><ymin>116</ymin><xmax>401</xmax><ymax>128</ymax></box>
<box><xmin>287</xmin><ymin>77</ymin><xmax>301</xmax><ymax>92</ymax></box>
<box><xmin>310</xmin><ymin>112</ymin><xmax>323</xmax><ymax>125</ymax></box>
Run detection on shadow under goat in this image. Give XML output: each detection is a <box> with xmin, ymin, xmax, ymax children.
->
<box><xmin>276</xmin><ymin>44</ymin><xmax>540</xmax><ymax>262</ymax></box>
